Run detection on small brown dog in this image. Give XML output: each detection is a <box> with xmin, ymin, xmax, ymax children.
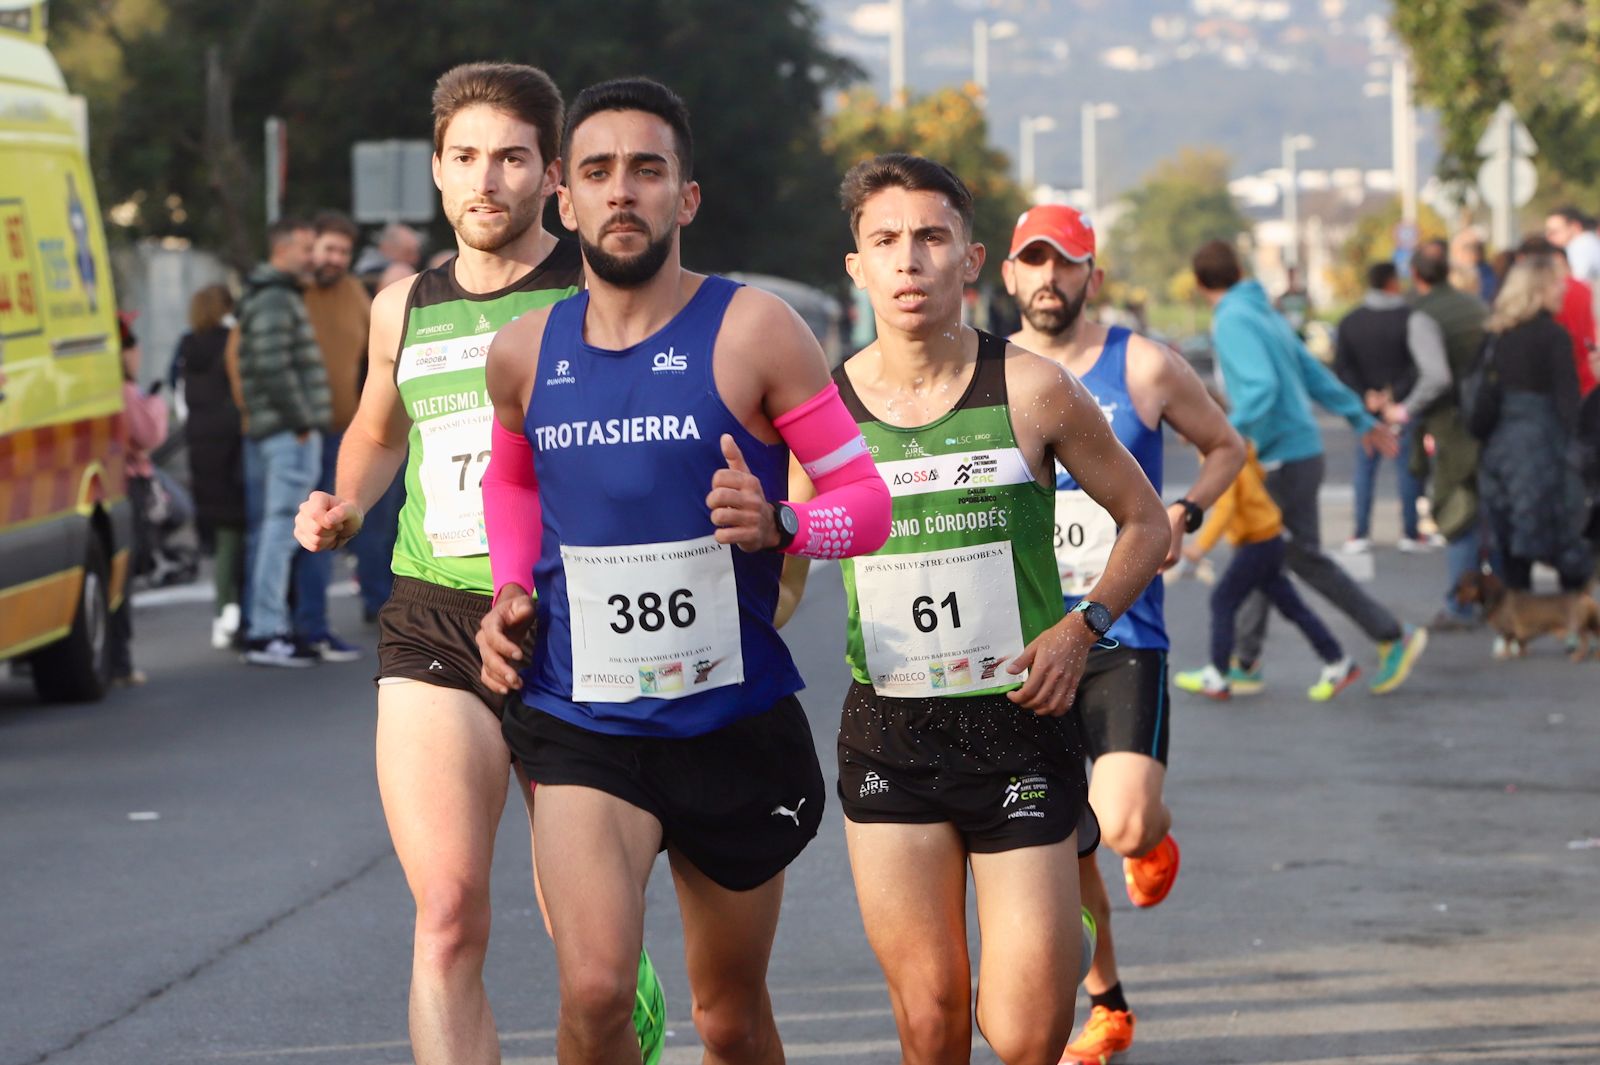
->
<box><xmin>1454</xmin><ymin>569</ymin><xmax>1600</xmax><ymax>660</ymax></box>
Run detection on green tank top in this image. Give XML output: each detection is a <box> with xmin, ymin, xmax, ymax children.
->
<box><xmin>391</xmin><ymin>241</ymin><xmax>582</xmax><ymax>592</ymax></box>
<box><xmin>836</xmin><ymin>330</ymin><xmax>1062</xmax><ymax>698</ymax></box>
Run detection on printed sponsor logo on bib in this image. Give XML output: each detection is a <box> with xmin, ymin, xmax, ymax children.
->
<box><xmin>397</xmin><ymin>334</ymin><xmax>493</xmax><ymax>385</ymax></box>
<box><xmin>563</xmin><ymin>534</ymin><xmax>744</xmax><ymax>702</ymax></box>
<box><xmin>418</xmin><ymin>407</ymin><xmax>492</xmax><ymax>557</ymax></box>
<box><xmin>875</xmin><ymin>448</ymin><xmax>1034</xmax><ymax>498</ymax></box>
<box><xmin>854</xmin><ymin>541</ymin><xmax>1026</xmax><ymax>698</ymax></box>
<box><xmin>1054</xmin><ymin>488</ymin><xmax>1118</xmax><ymax>597</ymax></box>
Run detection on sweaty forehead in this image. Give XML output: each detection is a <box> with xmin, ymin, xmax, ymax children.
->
<box><xmin>858</xmin><ymin>187</ymin><xmax>962</xmax><ymax>233</ymax></box>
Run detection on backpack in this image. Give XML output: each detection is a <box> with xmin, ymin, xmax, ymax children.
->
<box><xmin>1461</xmin><ymin>337</ymin><xmax>1501</xmax><ymax>440</ymax></box>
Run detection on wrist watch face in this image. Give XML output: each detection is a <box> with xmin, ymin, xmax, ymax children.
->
<box><xmin>1077</xmin><ymin>600</ymin><xmax>1112</xmax><ymax>636</ymax></box>
<box><xmin>779</xmin><ymin>505</ymin><xmax>800</xmax><ymax>537</ymax></box>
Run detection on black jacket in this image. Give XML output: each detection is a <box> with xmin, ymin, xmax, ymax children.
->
<box><xmin>179</xmin><ymin>326</ymin><xmax>246</xmax><ymax>527</ymax></box>
<box><xmin>1334</xmin><ymin>294</ymin><xmax>1416</xmax><ymax>400</ymax></box>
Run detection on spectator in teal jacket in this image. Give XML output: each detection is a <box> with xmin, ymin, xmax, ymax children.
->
<box><xmin>1191</xmin><ymin>240</ymin><xmax>1428</xmax><ymax>696</ymax></box>
<box><xmin>236</xmin><ymin>218</ymin><xmax>329</xmax><ymax>668</ymax></box>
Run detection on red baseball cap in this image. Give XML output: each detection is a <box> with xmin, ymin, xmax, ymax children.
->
<box><xmin>1009</xmin><ymin>204</ymin><xmax>1095</xmax><ymax>262</ymax></box>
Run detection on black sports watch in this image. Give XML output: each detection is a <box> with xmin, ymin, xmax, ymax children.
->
<box><xmin>771</xmin><ymin>502</ymin><xmax>800</xmax><ymax>552</ymax></box>
<box><xmin>1174</xmin><ymin>497</ymin><xmax>1204</xmax><ymax>534</ymax></box>
<box><xmin>1071</xmin><ymin>599</ymin><xmax>1113</xmax><ymax>639</ymax></box>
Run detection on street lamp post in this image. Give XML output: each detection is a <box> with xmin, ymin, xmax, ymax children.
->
<box><xmin>1020</xmin><ymin>115</ymin><xmax>1058</xmax><ymax>193</ymax></box>
<box><xmin>1282</xmin><ymin>133</ymin><xmax>1314</xmax><ymax>270</ymax></box>
<box><xmin>972</xmin><ymin>18</ymin><xmax>1018</xmax><ymax>99</ymax></box>
<box><xmin>1080</xmin><ymin>101</ymin><xmax>1119</xmax><ymax>217</ymax></box>
<box><xmin>889</xmin><ymin>0</ymin><xmax>906</xmax><ymax>109</ymax></box>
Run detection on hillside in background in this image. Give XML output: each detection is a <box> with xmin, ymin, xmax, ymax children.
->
<box><xmin>820</xmin><ymin>0</ymin><xmax>1438</xmax><ymax>195</ymax></box>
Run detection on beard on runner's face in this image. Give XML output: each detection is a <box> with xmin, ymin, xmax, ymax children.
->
<box><xmin>1020</xmin><ymin>276</ymin><xmax>1090</xmax><ymax>336</ymax></box>
<box><xmin>448</xmin><ymin>190</ymin><xmax>540</xmax><ymax>252</ymax></box>
<box><xmin>580</xmin><ymin>211</ymin><xmax>675</xmax><ymax>287</ymax></box>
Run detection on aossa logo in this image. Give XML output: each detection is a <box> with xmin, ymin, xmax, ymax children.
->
<box><xmin>652</xmin><ymin>347</ymin><xmax>688</xmax><ymax>373</ymax></box>
<box><xmin>892</xmin><ymin>468</ymin><xmax>938</xmax><ymax>486</ymax></box>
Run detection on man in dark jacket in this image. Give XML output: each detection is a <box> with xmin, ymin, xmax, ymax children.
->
<box><xmin>237</xmin><ymin>217</ymin><xmax>331</xmax><ymax>666</ymax></box>
<box><xmin>1402</xmin><ymin>240</ymin><xmax>1488</xmax><ymax>627</ymax></box>
<box><xmin>1334</xmin><ymin>261</ymin><xmax>1430</xmax><ymax>552</ymax></box>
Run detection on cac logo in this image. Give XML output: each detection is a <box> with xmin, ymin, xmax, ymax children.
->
<box><xmin>555</xmin><ymin>360</ymin><xmax>570</xmax><ymax>376</ymax></box>
<box><xmin>652</xmin><ymin>347</ymin><xmax>688</xmax><ymax>372</ymax></box>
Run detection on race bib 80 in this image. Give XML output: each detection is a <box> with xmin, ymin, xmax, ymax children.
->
<box><xmin>1054</xmin><ymin>489</ymin><xmax>1118</xmax><ymax>597</ymax></box>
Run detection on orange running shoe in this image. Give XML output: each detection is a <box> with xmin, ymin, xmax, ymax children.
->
<box><xmin>1124</xmin><ymin>833</ymin><xmax>1181</xmax><ymax>908</ymax></box>
<box><xmin>1060</xmin><ymin>1005</ymin><xmax>1136</xmax><ymax>1064</ymax></box>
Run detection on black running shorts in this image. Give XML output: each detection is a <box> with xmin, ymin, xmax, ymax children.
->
<box><xmin>375</xmin><ymin>576</ymin><xmax>524</xmax><ymax>716</ymax></box>
<box><xmin>504</xmin><ymin>697</ymin><xmax>826</xmax><ymax>892</ymax></box>
<box><xmin>1073</xmin><ymin>645</ymin><xmax>1171</xmax><ymax>765</ymax></box>
<box><xmin>837</xmin><ymin>682</ymin><xmax>1098</xmax><ymax>856</ymax></box>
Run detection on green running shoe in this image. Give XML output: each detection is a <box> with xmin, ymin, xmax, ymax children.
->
<box><xmin>1227</xmin><ymin>658</ymin><xmax>1264</xmax><ymax>695</ymax></box>
<box><xmin>634</xmin><ymin>948</ymin><xmax>666</xmax><ymax>1065</ymax></box>
<box><xmin>1371</xmin><ymin>624</ymin><xmax>1428</xmax><ymax>695</ymax></box>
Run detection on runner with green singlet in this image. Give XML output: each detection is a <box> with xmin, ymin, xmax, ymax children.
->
<box><xmin>781</xmin><ymin>153</ymin><xmax>1170</xmax><ymax>1065</ymax></box>
<box><xmin>293</xmin><ymin>62</ymin><xmax>663</xmax><ymax>1065</ymax></box>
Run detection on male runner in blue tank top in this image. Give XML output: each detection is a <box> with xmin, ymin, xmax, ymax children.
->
<box><xmin>1002</xmin><ymin>206</ymin><xmax>1246</xmax><ymax>1064</ymax></box>
<box><xmin>474</xmin><ymin>78</ymin><xmax>891</xmax><ymax>1065</ymax></box>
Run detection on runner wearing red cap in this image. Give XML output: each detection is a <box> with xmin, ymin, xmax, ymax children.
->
<box><xmin>1004</xmin><ymin>205</ymin><xmax>1246</xmax><ymax>1064</ymax></box>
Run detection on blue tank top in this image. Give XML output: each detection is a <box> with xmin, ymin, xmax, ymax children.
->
<box><xmin>1055</xmin><ymin>327</ymin><xmax>1168</xmax><ymax>650</ymax></box>
<box><xmin>517</xmin><ymin>276</ymin><xmax>803</xmax><ymax>737</ymax></box>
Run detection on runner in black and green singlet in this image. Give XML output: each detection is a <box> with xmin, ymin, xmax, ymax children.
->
<box><xmin>836</xmin><ymin>336</ymin><xmax>1061</xmax><ymax>700</ymax></box>
<box><xmin>293</xmin><ymin>63</ymin><xmax>663</xmax><ymax>1065</ymax></box>
<box><xmin>783</xmin><ymin>154</ymin><xmax>1171</xmax><ymax>1065</ymax></box>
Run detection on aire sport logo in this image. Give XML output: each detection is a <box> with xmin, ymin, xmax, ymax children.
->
<box><xmin>651</xmin><ymin>346</ymin><xmax>688</xmax><ymax>373</ymax></box>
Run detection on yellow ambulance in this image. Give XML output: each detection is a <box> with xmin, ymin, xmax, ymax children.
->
<box><xmin>0</xmin><ymin>1</ymin><xmax>132</xmax><ymax>701</ymax></box>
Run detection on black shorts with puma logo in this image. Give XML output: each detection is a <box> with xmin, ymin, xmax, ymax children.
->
<box><xmin>506</xmin><ymin>696</ymin><xmax>825</xmax><ymax>891</ymax></box>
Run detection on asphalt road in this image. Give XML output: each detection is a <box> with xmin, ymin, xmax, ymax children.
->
<box><xmin>4</xmin><ymin>424</ymin><xmax>1598</xmax><ymax>1065</ymax></box>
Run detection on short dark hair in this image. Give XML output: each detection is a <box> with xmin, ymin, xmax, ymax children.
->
<box><xmin>1191</xmin><ymin>240</ymin><xmax>1242</xmax><ymax>291</ymax></box>
<box><xmin>1366</xmin><ymin>261</ymin><xmax>1399</xmax><ymax>290</ymax></box>
<box><xmin>266</xmin><ymin>216</ymin><xmax>312</xmax><ymax>251</ymax></box>
<box><xmin>562</xmin><ymin>77</ymin><xmax>693</xmax><ymax>181</ymax></box>
<box><xmin>312</xmin><ymin>210</ymin><xmax>359</xmax><ymax>244</ymax></box>
<box><xmin>432</xmin><ymin>62</ymin><xmax>563</xmax><ymax>169</ymax></box>
<box><xmin>1551</xmin><ymin>204</ymin><xmax>1591</xmax><ymax>229</ymax></box>
<box><xmin>1517</xmin><ymin>234</ymin><xmax>1566</xmax><ymax>261</ymax></box>
<box><xmin>839</xmin><ymin>153</ymin><xmax>974</xmax><ymax>239</ymax></box>
<box><xmin>1411</xmin><ymin>239</ymin><xmax>1450</xmax><ymax>285</ymax></box>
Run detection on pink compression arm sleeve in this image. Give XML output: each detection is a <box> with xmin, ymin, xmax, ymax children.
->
<box><xmin>772</xmin><ymin>382</ymin><xmax>891</xmax><ymax>560</ymax></box>
<box><xmin>483</xmin><ymin>418</ymin><xmax>542</xmax><ymax>601</ymax></box>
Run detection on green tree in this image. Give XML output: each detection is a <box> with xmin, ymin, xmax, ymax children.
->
<box><xmin>1107</xmin><ymin>148</ymin><xmax>1251</xmax><ymax>298</ymax></box>
<box><xmin>49</xmin><ymin>0</ymin><xmax>859</xmax><ymax>282</ymax></box>
<box><xmin>823</xmin><ymin>85</ymin><xmax>1028</xmax><ymax>287</ymax></box>
<box><xmin>1392</xmin><ymin>0</ymin><xmax>1600</xmax><ymax>215</ymax></box>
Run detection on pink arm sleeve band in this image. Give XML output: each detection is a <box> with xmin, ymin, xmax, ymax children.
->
<box><xmin>483</xmin><ymin>418</ymin><xmax>542</xmax><ymax>601</ymax></box>
<box><xmin>772</xmin><ymin>382</ymin><xmax>891</xmax><ymax>559</ymax></box>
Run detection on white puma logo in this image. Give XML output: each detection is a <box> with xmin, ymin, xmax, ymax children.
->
<box><xmin>770</xmin><ymin>798</ymin><xmax>806</xmax><ymax>827</ymax></box>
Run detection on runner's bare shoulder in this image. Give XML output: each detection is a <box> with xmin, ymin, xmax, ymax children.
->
<box><xmin>1001</xmin><ymin>337</ymin><xmax>1090</xmax><ymax>410</ymax></box>
<box><xmin>368</xmin><ymin>273</ymin><xmax>422</xmax><ymax>368</ymax></box>
<box><xmin>486</xmin><ymin>303</ymin><xmax>557</xmax><ymax>410</ymax></box>
<box><xmin>721</xmin><ymin>284</ymin><xmax>821</xmax><ymax>363</ymax></box>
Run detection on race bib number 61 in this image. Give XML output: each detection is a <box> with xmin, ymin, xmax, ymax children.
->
<box><xmin>854</xmin><ymin>542</ymin><xmax>1026</xmax><ymax>698</ymax></box>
